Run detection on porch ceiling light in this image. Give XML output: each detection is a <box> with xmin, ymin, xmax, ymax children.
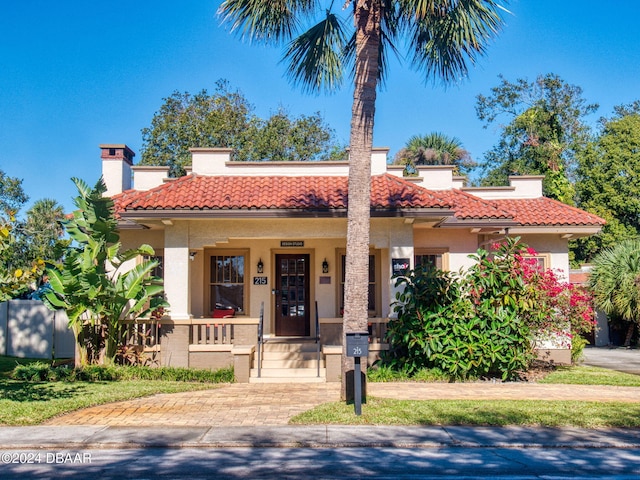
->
<box><xmin>257</xmin><ymin>258</ymin><xmax>264</xmax><ymax>273</ymax></box>
<box><xmin>322</xmin><ymin>258</ymin><xmax>329</xmax><ymax>274</ymax></box>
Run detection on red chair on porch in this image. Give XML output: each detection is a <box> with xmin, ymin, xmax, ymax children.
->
<box><xmin>212</xmin><ymin>307</ymin><xmax>235</xmax><ymax>318</ymax></box>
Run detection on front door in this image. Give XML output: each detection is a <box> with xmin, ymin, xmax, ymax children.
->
<box><xmin>275</xmin><ymin>254</ymin><xmax>310</xmax><ymax>336</ymax></box>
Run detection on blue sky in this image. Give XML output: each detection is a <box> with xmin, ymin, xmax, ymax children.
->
<box><xmin>1</xmin><ymin>1</ymin><xmax>639</xmax><ymax>214</ymax></box>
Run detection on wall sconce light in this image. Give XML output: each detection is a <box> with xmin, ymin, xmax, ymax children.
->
<box><xmin>189</xmin><ymin>251</ymin><xmax>197</xmax><ymax>261</ymax></box>
<box><xmin>257</xmin><ymin>258</ymin><xmax>264</xmax><ymax>274</ymax></box>
<box><xmin>322</xmin><ymin>258</ymin><xmax>329</xmax><ymax>274</ymax></box>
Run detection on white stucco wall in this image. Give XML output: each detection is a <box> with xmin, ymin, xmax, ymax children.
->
<box><xmin>103</xmin><ymin>159</ymin><xmax>131</xmax><ymax>196</ymax></box>
<box><xmin>163</xmin><ymin>222</ymin><xmax>191</xmax><ymax>320</ymax></box>
<box><xmin>131</xmin><ymin>166</ymin><xmax>170</xmax><ymax>191</ymax></box>
<box><xmin>413</xmin><ymin>227</ymin><xmax>480</xmax><ymax>273</ymax></box>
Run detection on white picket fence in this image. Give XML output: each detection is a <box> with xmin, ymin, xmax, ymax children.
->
<box><xmin>0</xmin><ymin>300</ymin><xmax>75</xmax><ymax>360</ymax></box>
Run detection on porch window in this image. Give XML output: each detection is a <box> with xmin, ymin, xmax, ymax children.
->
<box><xmin>144</xmin><ymin>255</ymin><xmax>164</xmax><ymax>279</ymax></box>
<box><xmin>209</xmin><ymin>253</ymin><xmax>246</xmax><ymax>314</ymax></box>
<box><xmin>524</xmin><ymin>253</ymin><xmax>550</xmax><ymax>270</ymax></box>
<box><xmin>339</xmin><ymin>251</ymin><xmax>380</xmax><ymax>317</ymax></box>
<box><xmin>415</xmin><ymin>249</ymin><xmax>448</xmax><ymax>272</ymax></box>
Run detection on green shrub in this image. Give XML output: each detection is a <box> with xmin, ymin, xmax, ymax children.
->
<box><xmin>383</xmin><ymin>237</ymin><xmax>596</xmax><ymax>380</ymax></box>
<box><xmin>367</xmin><ymin>364</ymin><xmax>449</xmax><ymax>382</ymax></box>
<box><xmin>367</xmin><ymin>364</ymin><xmax>410</xmax><ymax>382</ymax></box>
<box><xmin>11</xmin><ymin>363</ymin><xmax>234</xmax><ymax>384</ymax></box>
<box><xmin>11</xmin><ymin>362</ymin><xmax>54</xmax><ymax>381</ymax></box>
<box><xmin>411</xmin><ymin>367</ymin><xmax>449</xmax><ymax>382</ymax></box>
<box><xmin>571</xmin><ymin>335</ymin><xmax>589</xmax><ymax>363</ymax></box>
<box><xmin>383</xmin><ymin>239</ymin><xmax>537</xmax><ymax>381</ymax></box>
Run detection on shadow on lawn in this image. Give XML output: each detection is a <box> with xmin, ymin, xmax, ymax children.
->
<box><xmin>0</xmin><ymin>379</ymin><xmax>88</xmax><ymax>402</ymax></box>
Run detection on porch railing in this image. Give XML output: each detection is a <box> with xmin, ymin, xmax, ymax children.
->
<box><xmin>315</xmin><ymin>301</ymin><xmax>321</xmax><ymax>377</ymax></box>
<box><xmin>120</xmin><ymin>319</ymin><xmax>161</xmax><ymax>349</ymax></box>
<box><xmin>257</xmin><ymin>302</ymin><xmax>264</xmax><ymax>378</ymax></box>
<box><xmin>191</xmin><ymin>322</ymin><xmax>233</xmax><ymax>345</ymax></box>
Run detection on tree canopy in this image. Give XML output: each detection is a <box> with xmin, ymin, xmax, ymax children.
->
<box><xmin>475</xmin><ymin>73</ymin><xmax>598</xmax><ymax>204</ymax></box>
<box><xmin>573</xmin><ymin>112</ymin><xmax>640</xmax><ymax>263</ymax></box>
<box><xmin>0</xmin><ymin>172</ymin><xmax>66</xmax><ymax>299</ymax></box>
<box><xmin>139</xmin><ymin>80</ymin><xmax>346</xmax><ymax>177</ymax></box>
<box><xmin>0</xmin><ymin>169</ymin><xmax>28</xmax><ymax>215</ymax></box>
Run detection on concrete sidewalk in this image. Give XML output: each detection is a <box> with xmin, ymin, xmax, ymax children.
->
<box><xmin>1</xmin><ymin>425</ymin><xmax>640</xmax><ymax>450</ymax></box>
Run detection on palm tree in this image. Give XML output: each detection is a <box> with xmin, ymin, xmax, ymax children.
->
<box><xmin>218</xmin><ymin>0</ymin><xmax>508</xmax><ymax>396</ymax></box>
<box><xmin>22</xmin><ymin>198</ymin><xmax>67</xmax><ymax>264</ymax></box>
<box><xmin>589</xmin><ymin>239</ymin><xmax>640</xmax><ymax>347</ymax></box>
<box><xmin>394</xmin><ymin>132</ymin><xmax>474</xmax><ymax>175</ymax></box>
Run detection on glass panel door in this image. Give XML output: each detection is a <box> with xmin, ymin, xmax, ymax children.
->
<box><xmin>275</xmin><ymin>254</ymin><xmax>310</xmax><ymax>336</ymax></box>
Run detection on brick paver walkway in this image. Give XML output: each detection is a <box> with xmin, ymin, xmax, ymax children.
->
<box><xmin>44</xmin><ymin>382</ymin><xmax>640</xmax><ymax>427</ymax></box>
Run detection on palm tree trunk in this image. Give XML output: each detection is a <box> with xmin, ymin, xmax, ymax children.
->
<box><xmin>341</xmin><ymin>0</ymin><xmax>381</xmax><ymax>400</ymax></box>
<box><xmin>624</xmin><ymin>322</ymin><xmax>635</xmax><ymax>347</ymax></box>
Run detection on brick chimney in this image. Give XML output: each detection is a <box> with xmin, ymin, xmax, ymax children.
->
<box><xmin>100</xmin><ymin>144</ymin><xmax>134</xmax><ymax>196</ymax></box>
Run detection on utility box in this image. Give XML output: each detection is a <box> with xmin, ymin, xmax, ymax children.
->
<box><xmin>345</xmin><ymin>332</ymin><xmax>369</xmax><ymax>358</ymax></box>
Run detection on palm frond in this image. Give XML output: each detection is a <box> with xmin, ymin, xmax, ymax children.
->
<box><xmin>282</xmin><ymin>10</ymin><xmax>348</xmax><ymax>93</ymax></box>
<box><xmin>590</xmin><ymin>239</ymin><xmax>640</xmax><ymax>322</ymax></box>
<box><xmin>218</xmin><ymin>0</ymin><xmax>317</xmax><ymax>43</ymax></box>
<box><xmin>402</xmin><ymin>0</ymin><xmax>507</xmax><ymax>84</ymax></box>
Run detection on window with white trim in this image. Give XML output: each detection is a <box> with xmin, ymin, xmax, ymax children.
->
<box><xmin>208</xmin><ymin>251</ymin><xmax>247</xmax><ymax>315</ymax></box>
<box><xmin>414</xmin><ymin>249</ymin><xmax>448</xmax><ymax>271</ymax></box>
<box><xmin>338</xmin><ymin>250</ymin><xmax>381</xmax><ymax>317</ymax></box>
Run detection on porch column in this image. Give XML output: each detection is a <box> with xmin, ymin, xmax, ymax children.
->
<box><xmin>164</xmin><ymin>221</ymin><xmax>192</xmax><ymax>320</ymax></box>
<box><xmin>389</xmin><ymin>223</ymin><xmax>414</xmax><ymax>318</ymax></box>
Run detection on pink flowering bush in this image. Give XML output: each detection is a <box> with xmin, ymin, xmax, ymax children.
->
<box><xmin>492</xmin><ymin>238</ymin><xmax>596</xmax><ymax>361</ymax></box>
<box><xmin>385</xmin><ymin>236</ymin><xmax>595</xmax><ymax>380</ymax></box>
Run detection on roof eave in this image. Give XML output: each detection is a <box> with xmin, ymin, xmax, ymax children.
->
<box><xmin>436</xmin><ymin>217</ymin><xmax>519</xmax><ymax>229</ymax></box>
<box><xmin>506</xmin><ymin>226</ymin><xmax>604</xmax><ymax>238</ymax></box>
<box><xmin>118</xmin><ymin>207</ymin><xmax>454</xmax><ymax>220</ymax></box>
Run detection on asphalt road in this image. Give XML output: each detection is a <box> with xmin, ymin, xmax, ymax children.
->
<box><xmin>3</xmin><ymin>446</ymin><xmax>640</xmax><ymax>479</ymax></box>
<box><xmin>582</xmin><ymin>346</ymin><xmax>640</xmax><ymax>375</ymax></box>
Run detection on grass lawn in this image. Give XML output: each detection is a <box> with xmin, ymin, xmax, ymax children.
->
<box><xmin>2</xmin><ymin>356</ymin><xmax>640</xmax><ymax>428</ymax></box>
<box><xmin>540</xmin><ymin>365</ymin><xmax>640</xmax><ymax>386</ymax></box>
<box><xmin>290</xmin><ymin>398</ymin><xmax>640</xmax><ymax>428</ymax></box>
<box><xmin>290</xmin><ymin>365</ymin><xmax>640</xmax><ymax>428</ymax></box>
<box><xmin>0</xmin><ymin>356</ymin><xmax>224</xmax><ymax>426</ymax></box>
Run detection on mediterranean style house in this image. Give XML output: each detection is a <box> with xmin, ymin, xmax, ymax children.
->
<box><xmin>103</xmin><ymin>144</ymin><xmax>605</xmax><ymax>382</ymax></box>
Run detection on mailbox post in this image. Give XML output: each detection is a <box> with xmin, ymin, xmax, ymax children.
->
<box><xmin>345</xmin><ymin>332</ymin><xmax>369</xmax><ymax>416</ymax></box>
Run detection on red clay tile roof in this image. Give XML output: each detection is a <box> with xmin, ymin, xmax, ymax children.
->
<box><xmin>112</xmin><ymin>173</ymin><xmax>606</xmax><ymax>227</ymax></box>
<box><xmin>491</xmin><ymin>198</ymin><xmax>606</xmax><ymax>226</ymax></box>
<box><xmin>435</xmin><ymin>190</ymin><xmax>512</xmax><ymax>220</ymax></box>
<box><xmin>113</xmin><ymin>173</ymin><xmax>452</xmax><ymax>212</ymax></box>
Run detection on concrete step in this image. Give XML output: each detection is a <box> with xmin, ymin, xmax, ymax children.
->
<box><xmin>249</xmin><ymin>367</ymin><xmax>326</xmax><ymax>383</ymax></box>
<box><xmin>249</xmin><ymin>375</ymin><xmax>326</xmax><ymax>384</ymax></box>
<box><xmin>250</xmin><ymin>367</ymin><xmax>326</xmax><ymax>376</ymax></box>
<box><xmin>254</xmin><ymin>359</ymin><xmax>325</xmax><ymax>369</ymax></box>
<box><xmin>259</xmin><ymin>351</ymin><xmax>320</xmax><ymax>361</ymax></box>
<box><xmin>261</xmin><ymin>341</ymin><xmax>319</xmax><ymax>353</ymax></box>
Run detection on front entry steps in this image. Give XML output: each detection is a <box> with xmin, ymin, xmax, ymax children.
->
<box><xmin>250</xmin><ymin>340</ymin><xmax>325</xmax><ymax>383</ymax></box>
